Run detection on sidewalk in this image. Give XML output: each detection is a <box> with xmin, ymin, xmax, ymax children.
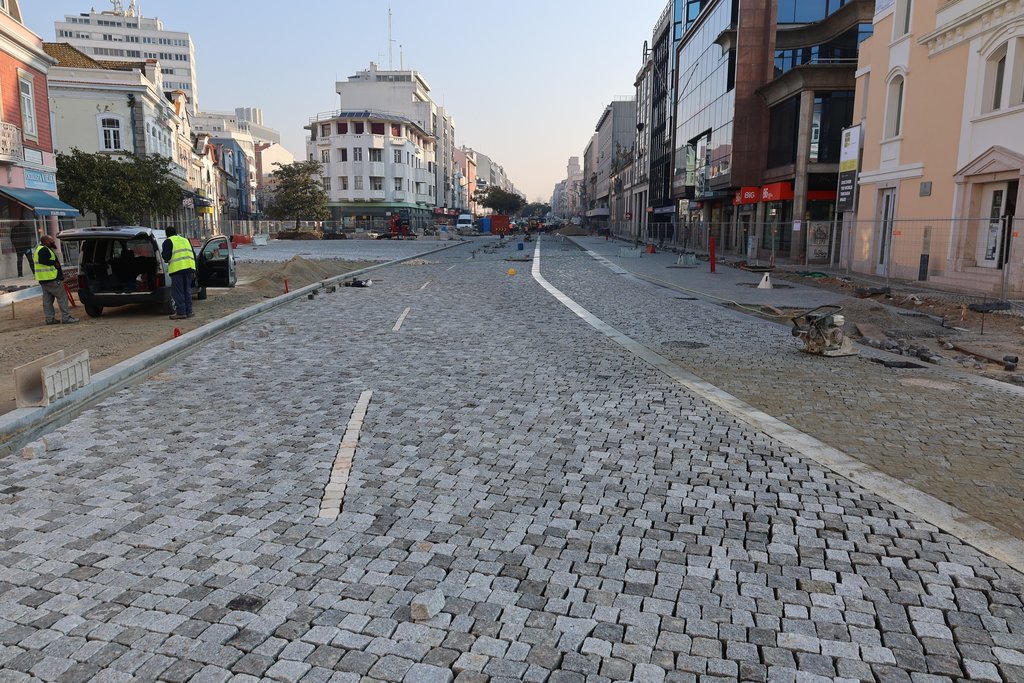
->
<box><xmin>570</xmin><ymin>236</ymin><xmax>845</xmax><ymax>309</ymax></box>
<box><xmin>0</xmin><ymin>274</ymin><xmax>40</xmax><ymax>307</ymax></box>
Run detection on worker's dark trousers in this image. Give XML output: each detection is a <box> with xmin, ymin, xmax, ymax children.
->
<box><xmin>171</xmin><ymin>270</ymin><xmax>193</xmax><ymax>316</ymax></box>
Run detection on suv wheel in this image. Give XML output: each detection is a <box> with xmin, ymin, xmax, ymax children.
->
<box><xmin>84</xmin><ymin>303</ymin><xmax>103</xmax><ymax>318</ymax></box>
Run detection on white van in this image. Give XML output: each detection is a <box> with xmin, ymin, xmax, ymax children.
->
<box><xmin>455</xmin><ymin>214</ymin><xmax>474</xmax><ymax>234</ymax></box>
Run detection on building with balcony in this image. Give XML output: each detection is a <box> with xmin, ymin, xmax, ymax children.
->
<box><xmin>0</xmin><ymin>1</ymin><xmax>80</xmax><ymax>280</ymax></box>
<box><xmin>54</xmin><ymin>3</ymin><xmax>199</xmax><ymax>113</ymax></box>
<box><xmin>850</xmin><ymin>0</ymin><xmax>1024</xmax><ymax>296</ymax></box>
<box><xmin>305</xmin><ymin>109</ymin><xmax>436</xmax><ymax>228</ymax></box>
<box><xmin>334</xmin><ymin>63</ymin><xmax>464</xmax><ymax>213</ymax></box>
<box><xmin>671</xmin><ymin>0</ymin><xmax>872</xmax><ymax>262</ymax></box>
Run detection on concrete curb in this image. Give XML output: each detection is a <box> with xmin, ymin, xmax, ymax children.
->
<box><xmin>0</xmin><ymin>241</ymin><xmax>465</xmax><ymax>457</ymax></box>
<box><xmin>0</xmin><ymin>284</ymin><xmax>42</xmax><ymax>308</ymax></box>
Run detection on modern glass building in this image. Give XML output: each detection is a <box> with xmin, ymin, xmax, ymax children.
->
<box><xmin>671</xmin><ymin>0</ymin><xmax>873</xmax><ymax>262</ymax></box>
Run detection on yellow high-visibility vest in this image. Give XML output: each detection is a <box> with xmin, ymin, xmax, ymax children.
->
<box><xmin>167</xmin><ymin>234</ymin><xmax>196</xmax><ymax>274</ymax></box>
<box><xmin>33</xmin><ymin>245</ymin><xmax>59</xmax><ymax>282</ymax></box>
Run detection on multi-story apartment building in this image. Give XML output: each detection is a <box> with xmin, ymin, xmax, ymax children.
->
<box><xmin>671</xmin><ymin>0</ymin><xmax>872</xmax><ymax>262</ymax></box>
<box><xmin>454</xmin><ymin>146</ymin><xmax>475</xmax><ymax>214</ymax></box>
<box><xmin>648</xmin><ymin>4</ymin><xmax>675</xmax><ymax>236</ymax></box>
<box><xmin>192</xmin><ymin>110</ymin><xmax>283</xmax><ymax>219</ymax></box>
<box><xmin>590</xmin><ymin>99</ymin><xmax>637</xmax><ymax>234</ymax></box>
<box><xmin>0</xmin><ymin>1</ymin><xmax>80</xmax><ymax>280</ymax></box>
<box><xmin>851</xmin><ymin>0</ymin><xmax>1024</xmax><ymax>296</ymax></box>
<box><xmin>334</xmin><ymin>63</ymin><xmax>464</xmax><ymax>212</ymax></box>
<box><xmin>631</xmin><ymin>44</ymin><xmax>653</xmax><ymax>241</ymax></box>
<box><xmin>305</xmin><ymin>109</ymin><xmax>436</xmax><ymax>229</ymax></box>
<box><xmin>54</xmin><ymin>3</ymin><xmax>199</xmax><ymax>113</ymax></box>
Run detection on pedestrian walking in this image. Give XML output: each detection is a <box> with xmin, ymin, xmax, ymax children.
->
<box><xmin>10</xmin><ymin>221</ymin><xmax>36</xmax><ymax>278</ymax></box>
<box><xmin>34</xmin><ymin>234</ymin><xmax>78</xmax><ymax>325</ymax></box>
<box><xmin>161</xmin><ymin>227</ymin><xmax>194</xmax><ymax>319</ymax></box>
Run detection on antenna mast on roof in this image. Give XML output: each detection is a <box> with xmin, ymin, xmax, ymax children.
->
<box><xmin>127</xmin><ymin>0</ymin><xmax>138</xmax><ymax>16</ymax></box>
<box><xmin>110</xmin><ymin>0</ymin><xmax>124</xmax><ymax>14</ymax></box>
<box><xmin>387</xmin><ymin>5</ymin><xmax>395</xmax><ymax>70</ymax></box>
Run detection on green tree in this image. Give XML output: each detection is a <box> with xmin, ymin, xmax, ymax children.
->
<box><xmin>478</xmin><ymin>187</ymin><xmax>525</xmax><ymax>215</ymax></box>
<box><xmin>56</xmin><ymin>149</ymin><xmax>183</xmax><ymax>225</ymax></box>
<box><xmin>519</xmin><ymin>202</ymin><xmax>551</xmax><ymax>218</ymax></box>
<box><xmin>263</xmin><ymin>161</ymin><xmax>330</xmax><ymax>228</ymax></box>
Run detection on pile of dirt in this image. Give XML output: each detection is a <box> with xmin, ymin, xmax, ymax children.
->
<box><xmin>0</xmin><ymin>256</ymin><xmax>372</xmax><ymax>416</ymax></box>
<box><xmin>247</xmin><ymin>256</ymin><xmax>356</xmax><ymax>292</ymax></box>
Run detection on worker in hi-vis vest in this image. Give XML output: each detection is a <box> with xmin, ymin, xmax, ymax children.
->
<box><xmin>34</xmin><ymin>234</ymin><xmax>78</xmax><ymax>325</ymax></box>
<box><xmin>161</xmin><ymin>227</ymin><xmax>196</xmax><ymax>320</ymax></box>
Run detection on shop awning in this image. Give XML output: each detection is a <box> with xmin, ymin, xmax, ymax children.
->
<box><xmin>0</xmin><ymin>186</ymin><xmax>81</xmax><ymax>217</ymax></box>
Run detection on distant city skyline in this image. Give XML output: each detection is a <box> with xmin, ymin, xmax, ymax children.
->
<box><xmin>22</xmin><ymin>0</ymin><xmax>664</xmax><ymax>203</ymax></box>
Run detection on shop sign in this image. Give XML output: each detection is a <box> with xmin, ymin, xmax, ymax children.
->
<box><xmin>733</xmin><ymin>187</ymin><xmax>759</xmax><ymax>205</ymax></box>
<box><xmin>760</xmin><ymin>182</ymin><xmax>794</xmax><ymax>202</ymax></box>
<box><xmin>24</xmin><ymin>169</ymin><xmax>57</xmax><ymax>191</ymax></box>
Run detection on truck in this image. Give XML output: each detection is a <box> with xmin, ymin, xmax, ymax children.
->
<box><xmin>489</xmin><ymin>214</ymin><xmax>511</xmax><ymax>235</ymax></box>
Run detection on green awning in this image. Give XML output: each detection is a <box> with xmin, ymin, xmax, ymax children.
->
<box><xmin>0</xmin><ymin>186</ymin><xmax>81</xmax><ymax>217</ymax></box>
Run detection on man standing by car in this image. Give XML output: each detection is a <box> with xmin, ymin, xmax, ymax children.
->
<box><xmin>34</xmin><ymin>234</ymin><xmax>78</xmax><ymax>325</ymax></box>
<box><xmin>161</xmin><ymin>227</ymin><xmax>195</xmax><ymax>319</ymax></box>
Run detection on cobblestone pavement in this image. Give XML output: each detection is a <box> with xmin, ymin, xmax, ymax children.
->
<box><xmin>232</xmin><ymin>239</ymin><xmax>457</xmax><ymax>264</ymax></box>
<box><xmin>544</xmin><ymin>241</ymin><xmax>1024</xmax><ymax>543</ymax></box>
<box><xmin>0</xmin><ymin>238</ymin><xmax>1021</xmax><ymax>682</ymax></box>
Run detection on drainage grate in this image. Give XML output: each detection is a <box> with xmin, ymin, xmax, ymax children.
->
<box><xmin>226</xmin><ymin>595</ymin><xmax>267</xmax><ymax>612</ymax></box>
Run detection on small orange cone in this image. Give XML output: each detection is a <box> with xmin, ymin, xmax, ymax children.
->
<box><xmin>173</xmin><ymin>327</ymin><xmax>181</xmax><ymax>338</ymax></box>
<box><xmin>507</xmin><ymin>267</ymin><xmax>517</xmax><ymax>276</ymax></box>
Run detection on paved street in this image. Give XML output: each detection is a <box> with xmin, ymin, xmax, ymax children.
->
<box><xmin>1</xmin><ymin>237</ymin><xmax>1022</xmax><ymax>682</ymax></box>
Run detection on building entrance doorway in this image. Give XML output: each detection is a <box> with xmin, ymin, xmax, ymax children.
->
<box><xmin>977</xmin><ymin>180</ymin><xmax>1018</xmax><ymax>269</ymax></box>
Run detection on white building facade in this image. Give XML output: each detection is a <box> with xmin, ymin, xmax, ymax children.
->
<box><xmin>44</xmin><ymin>43</ymin><xmax>173</xmax><ymax>160</ymax></box>
<box><xmin>336</xmin><ymin>63</ymin><xmax>465</xmax><ymax>212</ymax></box>
<box><xmin>54</xmin><ymin>4</ymin><xmax>199</xmax><ymax>113</ymax></box>
<box><xmin>306</xmin><ymin>109</ymin><xmax>436</xmax><ymax>230</ymax></box>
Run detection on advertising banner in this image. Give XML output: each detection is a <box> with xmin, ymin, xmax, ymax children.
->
<box><xmin>837</xmin><ymin>125</ymin><xmax>861</xmax><ymax>212</ymax></box>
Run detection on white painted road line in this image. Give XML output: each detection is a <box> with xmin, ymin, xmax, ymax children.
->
<box><xmin>319</xmin><ymin>389</ymin><xmax>373</xmax><ymax>519</ymax></box>
<box><xmin>392</xmin><ymin>307</ymin><xmax>411</xmax><ymax>332</ymax></box>
<box><xmin>420</xmin><ymin>280</ymin><xmax>431</xmax><ymax>290</ymax></box>
<box><xmin>445</xmin><ymin>265</ymin><xmax>456</xmax><ymax>272</ymax></box>
<box><xmin>531</xmin><ymin>237</ymin><xmax>1024</xmax><ymax>574</ymax></box>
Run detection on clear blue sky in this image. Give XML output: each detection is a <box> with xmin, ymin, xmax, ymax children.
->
<box><xmin>22</xmin><ymin>0</ymin><xmax>665</xmax><ymax>203</ymax></box>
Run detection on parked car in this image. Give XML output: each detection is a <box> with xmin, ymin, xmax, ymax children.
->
<box><xmin>56</xmin><ymin>226</ymin><xmax>237</xmax><ymax>318</ymax></box>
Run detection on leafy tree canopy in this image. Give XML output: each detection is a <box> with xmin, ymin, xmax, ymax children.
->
<box><xmin>518</xmin><ymin>202</ymin><xmax>551</xmax><ymax>218</ymax></box>
<box><xmin>263</xmin><ymin>161</ymin><xmax>330</xmax><ymax>227</ymax></box>
<box><xmin>56</xmin><ymin>149</ymin><xmax>183</xmax><ymax>225</ymax></box>
<box><xmin>477</xmin><ymin>187</ymin><xmax>525</xmax><ymax>215</ymax></box>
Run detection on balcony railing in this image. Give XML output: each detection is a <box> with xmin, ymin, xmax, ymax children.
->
<box><xmin>0</xmin><ymin>123</ymin><xmax>24</xmax><ymax>163</ymax></box>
